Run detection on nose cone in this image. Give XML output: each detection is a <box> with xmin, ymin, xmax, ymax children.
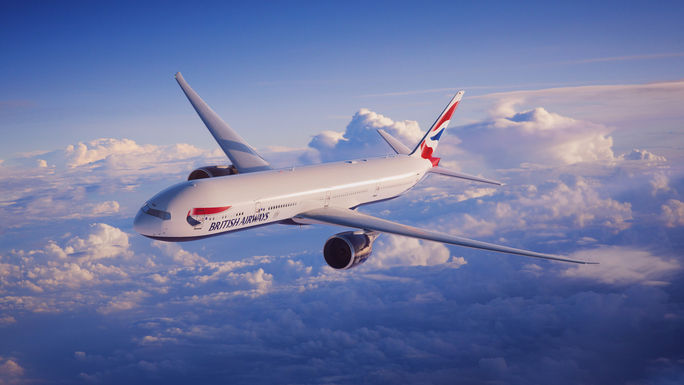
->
<box><xmin>133</xmin><ymin>208</ymin><xmax>159</xmax><ymax>237</ymax></box>
<box><xmin>134</xmin><ymin>181</ymin><xmax>197</xmax><ymax>240</ymax></box>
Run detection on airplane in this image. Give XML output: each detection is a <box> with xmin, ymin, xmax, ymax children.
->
<box><xmin>133</xmin><ymin>72</ymin><xmax>595</xmax><ymax>269</ymax></box>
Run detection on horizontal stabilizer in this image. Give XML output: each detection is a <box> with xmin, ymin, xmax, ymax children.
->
<box><xmin>298</xmin><ymin>207</ymin><xmax>596</xmax><ymax>264</ymax></box>
<box><xmin>175</xmin><ymin>72</ymin><xmax>271</xmax><ymax>173</ymax></box>
<box><xmin>377</xmin><ymin>129</ymin><xmax>412</xmax><ymax>155</ymax></box>
<box><xmin>429</xmin><ymin>167</ymin><xmax>502</xmax><ymax>186</ymax></box>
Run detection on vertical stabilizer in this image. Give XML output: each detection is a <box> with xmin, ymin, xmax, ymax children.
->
<box><xmin>410</xmin><ymin>91</ymin><xmax>464</xmax><ymax>164</ymax></box>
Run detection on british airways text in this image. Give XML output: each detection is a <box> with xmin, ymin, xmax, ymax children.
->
<box><xmin>208</xmin><ymin>212</ymin><xmax>270</xmax><ymax>231</ymax></box>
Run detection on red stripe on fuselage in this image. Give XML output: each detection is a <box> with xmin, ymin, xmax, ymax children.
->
<box><xmin>191</xmin><ymin>206</ymin><xmax>231</xmax><ymax>215</ymax></box>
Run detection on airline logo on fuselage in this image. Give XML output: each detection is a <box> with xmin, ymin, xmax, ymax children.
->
<box><xmin>186</xmin><ymin>206</ymin><xmax>232</xmax><ymax>228</ymax></box>
<box><xmin>208</xmin><ymin>212</ymin><xmax>270</xmax><ymax>232</ymax></box>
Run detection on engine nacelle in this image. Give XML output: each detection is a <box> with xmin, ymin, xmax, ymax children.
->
<box><xmin>323</xmin><ymin>231</ymin><xmax>379</xmax><ymax>270</ymax></box>
<box><xmin>188</xmin><ymin>165</ymin><xmax>238</xmax><ymax>180</ymax></box>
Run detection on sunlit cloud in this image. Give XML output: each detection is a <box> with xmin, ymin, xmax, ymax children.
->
<box><xmin>563</xmin><ymin>246</ymin><xmax>680</xmax><ymax>285</ymax></box>
<box><xmin>661</xmin><ymin>199</ymin><xmax>684</xmax><ymax>228</ymax></box>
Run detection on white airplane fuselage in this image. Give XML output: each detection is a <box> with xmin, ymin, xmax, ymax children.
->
<box><xmin>134</xmin><ymin>155</ymin><xmax>432</xmax><ymax>240</ymax></box>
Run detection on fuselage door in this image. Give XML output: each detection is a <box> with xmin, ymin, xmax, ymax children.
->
<box><xmin>324</xmin><ymin>191</ymin><xmax>331</xmax><ymax>207</ymax></box>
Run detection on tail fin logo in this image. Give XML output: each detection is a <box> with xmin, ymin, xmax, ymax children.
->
<box><xmin>429</xmin><ymin>128</ymin><xmax>445</xmax><ymax>141</ymax></box>
<box><xmin>420</xmin><ymin>127</ymin><xmax>445</xmax><ymax>159</ymax></box>
<box><xmin>412</xmin><ymin>91</ymin><xmax>463</xmax><ymax>162</ymax></box>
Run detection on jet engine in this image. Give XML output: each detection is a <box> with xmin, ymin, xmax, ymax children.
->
<box><xmin>323</xmin><ymin>231</ymin><xmax>379</xmax><ymax>270</ymax></box>
<box><xmin>187</xmin><ymin>165</ymin><xmax>238</xmax><ymax>180</ymax></box>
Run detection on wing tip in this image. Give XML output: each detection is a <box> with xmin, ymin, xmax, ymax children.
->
<box><xmin>562</xmin><ymin>256</ymin><xmax>598</xmax><ymax>264</ymax></box>
<box><xmin>174</xmin><ymin>72</ymin><xmax>187</xmax><ymax>88</ymax></box>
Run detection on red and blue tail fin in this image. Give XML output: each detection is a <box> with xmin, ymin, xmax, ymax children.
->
<box><xmin>411</xmin><ymin>90</ymin><xmax>464</xmax><ymax>166</ymax></box>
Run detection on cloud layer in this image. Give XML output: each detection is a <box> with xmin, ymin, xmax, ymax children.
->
<box><xmin>1</xmin><ymin>81</ymin><xmax>683</xmax><ymax>384</ymax></box>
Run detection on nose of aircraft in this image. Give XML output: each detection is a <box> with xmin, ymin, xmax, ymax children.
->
<box><xmin>133</xmin><ymin>208</ymin><xmax>157</xmax><ymax>236</ymax></box>
<box><xmin>134</xmin><ymin>182</ymin><xmax>191</xmax><ymax>239</ymax></box>
<box><xmin>135</xmin><ymin>201</ymin><xmax>176</xmax><ymax>238</ymax></box>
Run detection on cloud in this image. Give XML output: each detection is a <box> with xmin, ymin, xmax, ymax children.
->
<box><xmin>0</xmin><ymin>358</ymin><xmax>24</xmax><ymax>379</ymax></box>
<box><xmin>475</xmin><ymin>80</ymin><xmax>684</xmax><ymax>125</ymax></box>
<box><xmin>0</xmin><ymin>224</ymin><xmax>133</xmax><ymax>298</ymax></box>
<box><xmin>367</xmin><ymin>235</ymin><xmax>466</xmax><ymax>268</ymax></box>
<box><xmin>661</xmin><ymin>199</ymin><xmax>684</xmax><ymax>227</ymax></box>
<box><xmin>455</xmin><ymin>106</ymin><xmax>615</xmax><ymax>167</ymax></box>
<box><xmin>98</xmin><ymin>289</ymin><xmax>149</xmax><ymax>314</ymax></box>
<box><xmin>89</xmin><ymin>200</ymin><xmax>120</xmax><ymax>215</ymax></box>
<box><xmin>515</xmin><ymin>177</ymin><xmax>633</xmax><ymax>230</ymax></box>
<box><xmin>303</xmin><ymin>108</ymin><xmax>422</xmax><ymax>163</ymax></box>
<box><xmin>55</xmin><ymin>223</ymin><xmax>132</xmax><ymax>262</ymax></box>
<box><xmin>64</xmin><ymin>138</ymin><xmax>207</xmax><ymax>169</ymax></box>
<box><xmin>563</xmin><ymin>246</ymin><xmax>680</xmax><ymax>285</ymax></box>
<box><xmin>152</xmin><ymin>241</ymin><xmax>208</xmax><ymax>267</ymax></box>
<box><xmin>621</xmin><ymin>148</ymin><xmax>667</xmax><ymax>162</ymax></box>
<box><xmin>436</xmin><ymin>176</ymin><xmax>634</xmax><ymax>240</ymax></box>
<box><xmin>242</xmin><ymin>268</ymin><xmax>273</xmax><ymax>295</ymax></box>
<box><xmin>649</xmin><ymin>172</ymin><xmax>671</xmax><ymax>196</ymax></box>
<box><xmin>0</xmin><ymin>138</ymin><xmax>222</xmax><ymax>228</ymax></box>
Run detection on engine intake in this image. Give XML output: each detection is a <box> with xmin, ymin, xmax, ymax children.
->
<box><xmin>323</xmin><ymin>231</ymin><xmax>379</xmax><ymax>270</ymax></box>
<box><xmin>188</xmin><ymin>165</ymin><xmax>238</xmax><ymax>180</ymax></box>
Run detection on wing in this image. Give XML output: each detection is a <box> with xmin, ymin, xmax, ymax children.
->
<box><xmin>297</xmin><ymin>207</ymin><xmax>596</xmax><ymax>264</ymax></box>
<box><xmin>175</xmin><ymin>72</ymin><xmax>271</xmax><ymax>173</ymax></box>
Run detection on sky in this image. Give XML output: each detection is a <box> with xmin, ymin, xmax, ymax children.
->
<box><xmin>1</xmin><ymin>1</ymin><xmax>683</xmax><ymax>384</ymax></box>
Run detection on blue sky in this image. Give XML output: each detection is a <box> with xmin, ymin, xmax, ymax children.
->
<box><xmin>1</xmin><ymin>1</ymin><xmax>684</xmax><ymax>384</ymax></box>
<box><xmin>2</xmin><ymin>1</ymin><xmax>683</xmax><ymax>155</ymax></box>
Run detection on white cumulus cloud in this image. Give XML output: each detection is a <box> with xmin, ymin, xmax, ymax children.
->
<box><xmin>563</xmin><ymin>246</ymin><xmax>679</xmax><ymax>285</ymax></box>
<box><xmin>304</xmin><ymin>108</ymin><xmax>423</xmax><ymax>163</ymax></box>
<box><xmin>65</xmin><ymin>138</ymin><xmax>207</xmax><ymax>168</ymax></box>
<box><xmin>455</xmin><ymin>106</ymin><xmax>615</xmax><ymax>167</ymax></box>
<box><xmin>152</xmin><ymin>241</ymin><xmax>208</xmax><ymax>267</ymax></box>
<box><xmin>661</xmin><ymin>199</ymin><xmax>684</xmax><ymax>227</ymax></box>
<box><xmin>59</xmin><ymin>223</ymin><xmax>132</xmax><ymax>262</ymax></box>
<box><xmin>368</xmin><ymin>235</ymin><xmax>466</xmax><ymax>268</ymax></box>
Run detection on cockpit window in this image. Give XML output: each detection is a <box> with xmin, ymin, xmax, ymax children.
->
<box><xmin>142</xmin><ymin>203</ymin><xmax>171</xmax><ymax>220</ymax></box>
